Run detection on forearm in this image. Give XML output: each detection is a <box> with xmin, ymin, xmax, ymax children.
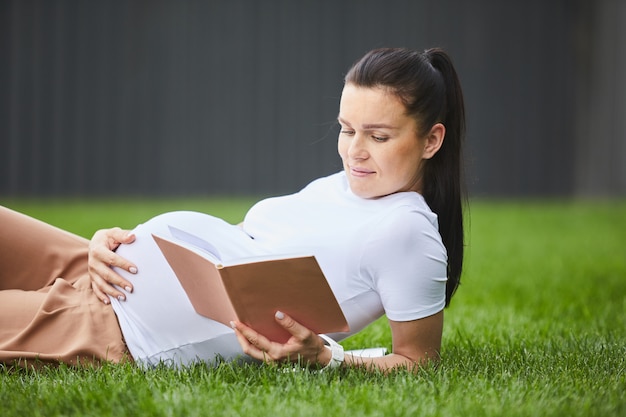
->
<box><xmin>342</xmin><ymin>351</ymin><xmax>439</xmax><ymax>373</ymax></box>
<box><xmin>232</xmin><ymin>312</ymin><xmax>442</xmax><ymax>373</ymax></box>
<box><xmin>316</xmin><ymin>336</ymin><xmax>437</xmax><ymax>373</ymax></box>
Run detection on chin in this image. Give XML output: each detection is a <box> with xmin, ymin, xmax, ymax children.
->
<box><xmin>348</xmin><ymin>184</ymin><xmax>380</xmax><ymax>200</ymax></box>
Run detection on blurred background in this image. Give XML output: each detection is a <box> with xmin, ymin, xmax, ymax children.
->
<box><xmin>1</xmin><ymin>0</ymin><xmax>625</xmax><ymax>198</ymax></box>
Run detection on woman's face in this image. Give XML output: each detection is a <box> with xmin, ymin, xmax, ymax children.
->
<box><xmin>338</xmin><ymin>84</ymin><xmax>438</xmax><ymax>199</ymax></box>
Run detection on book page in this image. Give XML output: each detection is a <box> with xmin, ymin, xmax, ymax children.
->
<box><xmin>168</xmin><ymin>226</ymin><xmax>222</xmax><ymax>261</ymax></box>
<box><xmin>152</xmin><ymin>234</ymin><xmax>237</xmax><ymax>327</ymax></box>
<box><xmin>169</xmin><ymin>225</ymin><xmax>313</xmax><ymax>267</ymax></box>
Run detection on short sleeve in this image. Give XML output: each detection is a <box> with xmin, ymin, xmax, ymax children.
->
<box><xmin>360</xmin><ymin>207</ymin><xmax>447</xmax><ymax>321</ymax></box>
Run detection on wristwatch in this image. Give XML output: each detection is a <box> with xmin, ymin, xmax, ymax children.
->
<box><xmin>319</xmin><ymin>334</ymin><xmax>344</xmax><ymax>369</ymax></box>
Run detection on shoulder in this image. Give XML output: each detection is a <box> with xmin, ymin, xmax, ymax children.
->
<box><xmin>356</xmin><ymin>194</ymin><xmax>447</xmax><ymax>280</ymax></box>
<box><xmin>369</xmin><ymin>191</ymin><xmax>440</xmax><ymax>238</ymax></box>
<box><xmin>365</xmin><ymin>203</ymin><xmax>443</xmax><ymax>256</ymax></box>
<box><xmin>358</xmin><ymin>200</ymin><xmax>447</xmax><ymax>321</ymax></box>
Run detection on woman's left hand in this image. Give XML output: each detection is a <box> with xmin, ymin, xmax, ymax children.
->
<box><xmin>231</xmin><ymin>311</ymin><xmax>331</xmax><ymax>366</ymax></box>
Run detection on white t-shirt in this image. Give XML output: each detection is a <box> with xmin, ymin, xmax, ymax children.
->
<box><xmin>111</xmin><ymin>172</ymin><xmax>447</xmax><ymax>367</ymax></box>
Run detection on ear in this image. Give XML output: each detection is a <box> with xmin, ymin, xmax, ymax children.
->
<box><xmin>422</xmin><ymin>123</ymin><xmax>445</xmax><ymax>159</ymax></box>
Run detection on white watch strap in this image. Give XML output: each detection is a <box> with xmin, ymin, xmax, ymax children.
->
<box><xmin>319</xmin><ymin>334</ymin><xmax>344</xmax><ymax>369</ymax></box>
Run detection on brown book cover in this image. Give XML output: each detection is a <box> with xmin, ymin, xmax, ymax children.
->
<box><xmin>153</xmin><ymin>234</ymin><xmax>349</xmax><ymax>343</ymax></box>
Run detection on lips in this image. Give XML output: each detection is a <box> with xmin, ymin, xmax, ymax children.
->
<box><xmin>350</xmin><ymin>166</ymin><xmax>375</xmax><ymax>177</ymax></box>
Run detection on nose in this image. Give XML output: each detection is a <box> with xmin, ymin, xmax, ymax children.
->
<box><xmin>348</xmin><ymin>133</ymin><xmax>369</xmax><ymax>160</ymax></box>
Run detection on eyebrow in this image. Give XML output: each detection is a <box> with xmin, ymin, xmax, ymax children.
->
<box><xmin>337</xmin><ymin>116</ymin><xmax>398</xmax><ymax>130</ymax></box>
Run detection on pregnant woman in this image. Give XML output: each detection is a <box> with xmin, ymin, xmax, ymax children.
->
<box><xmin>1</xmin><ymin>47</ymin><xmax>466</xmax><ymax>372</ymax></box>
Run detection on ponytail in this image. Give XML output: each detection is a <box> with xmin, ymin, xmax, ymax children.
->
<box><xmin>422</xmin><ymin>48</ymin><xmax>466</xmax><ymax>305</ymax></box>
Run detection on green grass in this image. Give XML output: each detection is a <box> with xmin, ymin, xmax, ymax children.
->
<box><xmin>1</xmin><ymin>198</ymin><xmax>625</xmax><ymax>416</ymax></box>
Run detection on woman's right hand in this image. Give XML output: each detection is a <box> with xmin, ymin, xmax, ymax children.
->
<box><xmin>88</xmin><ymin>227</ymin><xmax>138</xmax><ymax>304</ymax></box>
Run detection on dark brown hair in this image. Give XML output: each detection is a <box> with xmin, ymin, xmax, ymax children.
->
<box><xmin>345</xmin><ymin>47</ymin><xmax>466</xmax><ymax>306</ymax></box>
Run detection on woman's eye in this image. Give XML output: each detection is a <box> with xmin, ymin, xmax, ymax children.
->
<box><xmin>340</xmin><ymin>130</ymin><xmax>355</xmax><ymax>136</ymax></box>
<box><xmin>372</xmin><ymin>135</ymin><xmax>388</xmax><ymax>142</ymax></box>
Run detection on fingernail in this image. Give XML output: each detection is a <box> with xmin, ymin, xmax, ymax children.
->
<box><xmin>103</xmin><ymin>298</ymin><xmax>110</xmax><ymax>305</ymax></box>
<box><xmin>129</xmin><ymin>267</ymin><xmax>138</xmax><ymax>274</ymax></box>
<box><xmin>230</xmin><ymin>321</ymin><xmax>236</xmax><ymax>329</ymax></box>
<box><xmin>275</xmin><ymin>311</ymin><xmax>284</xmax><ymax>320</ymax></box>
<box><xmin>117</xmin><ymin>295</ymin><xmax>125</xmax><ymax>301</ymax></box>
<box><xmin>125</xmin><ymin>286</ymin><xmax>132</xmax><ymax>293</ymax></box>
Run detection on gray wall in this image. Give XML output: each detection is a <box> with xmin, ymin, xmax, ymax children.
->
<box><xmin>2</xmin><ymin>0</ymin><xmax>625</xmax><ymax>197</ymax></box>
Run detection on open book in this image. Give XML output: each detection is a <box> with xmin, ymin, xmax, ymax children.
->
<box><xmin>152</xmin><ymin>228</ymin><xmax>349</xmax><ymax>344</ymax></box>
